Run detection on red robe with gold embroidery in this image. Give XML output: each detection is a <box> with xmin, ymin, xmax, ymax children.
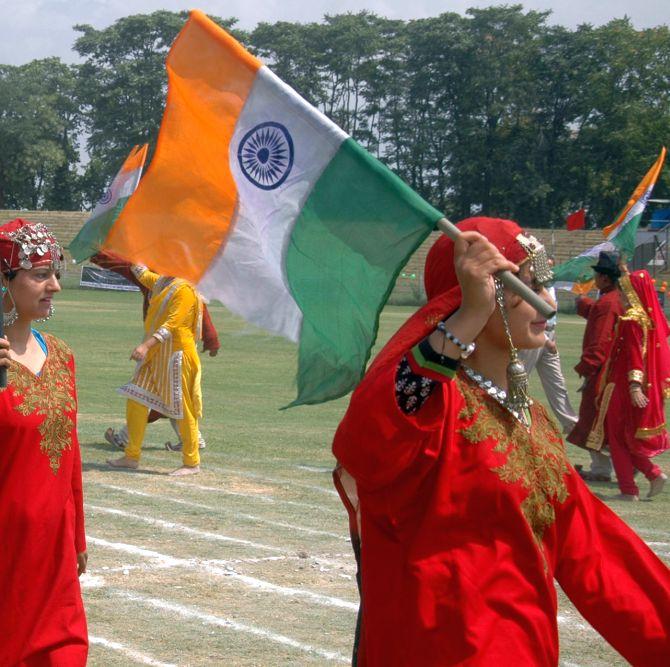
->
<box><xmin>0</xmin><ymin>334</ymin><xmax>88</xmax><ymax>665</ymax></box>
<box><xmin>333</xmin><ymin>346</ymin><xmax>670</xmax><ymax>665</ymax></box>
<box><xmin>568</xmin><ymin>287</ymin><xmax>624</xmax><ymax>447</ymax></box>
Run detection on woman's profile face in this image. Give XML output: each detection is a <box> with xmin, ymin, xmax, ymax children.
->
<box><xmin>3</xmin><ymin>265</ymin><xmax>61</xmax><ymax>323</ymax></box>
<box><xmin>480</xmin><ymin>261</ymin><xmax>555</xmax><ymax>352</ymax></box>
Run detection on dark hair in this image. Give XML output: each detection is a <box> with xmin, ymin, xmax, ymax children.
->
<box><xmin>1</xmin><ymin>258</ymin><xmax>16</xmax><ymax>280</ymax></box>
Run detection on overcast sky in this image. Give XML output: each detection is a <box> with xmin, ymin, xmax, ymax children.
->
<box><xmin>0</xmin><ymin>0</ymin><xmax>667</xmax><ymax>66</ymax></box>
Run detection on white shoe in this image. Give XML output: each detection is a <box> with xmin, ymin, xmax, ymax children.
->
<box><xmin>104</xmin><ymin>427</ymin><xmax>126</xmax><ymax>450</ymax></box>
<box><xmin>165</xmin><ymin>440</ymin><xmax>206</xmax><ymax>452</ymax></box>
<box><xmin>648</xmin><ymin>473</ymin><xmax>668</xmax><ymax>498</ymax></box>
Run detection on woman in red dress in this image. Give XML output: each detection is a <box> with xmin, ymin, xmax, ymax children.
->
<box><xmin>587</xmin><ymin>269</ymin><xmax>670</xmax><ymax>499</ymax></box>
<box><xmin>0</xmin><ymin>219</ymin><xmax>88</xmax><ymax>665</ymax></box>
<box><xmin>333</xmin><ymin>218</ymin><xmax>670</xmax><ymax>666</ymax></box>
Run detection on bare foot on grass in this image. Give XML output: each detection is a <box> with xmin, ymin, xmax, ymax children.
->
<box><xmin>169</xmin><ymin>465</ymin><xmax>200</xmax><ymax>477</ymax></box>
<box><xmin>107</xmin><ymin>456</ymin><xmax>139</xmax><ymax>470</ymax></box>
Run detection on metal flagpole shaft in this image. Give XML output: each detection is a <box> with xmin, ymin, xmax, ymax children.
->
<box><xmin>436</xmin><ymin>218</ymin><xmax>557</xmax><ymax>319</ymax></box>
<box><xmin>0</xmin><ymin>307</ymin><xmax>6</xmax><ymax>388</ymax></box>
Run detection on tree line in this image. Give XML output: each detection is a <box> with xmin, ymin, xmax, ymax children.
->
<box><xmin>1</xmin><ymin>5</ymin><xmax>669</xmax><ymax>228</ymax></box>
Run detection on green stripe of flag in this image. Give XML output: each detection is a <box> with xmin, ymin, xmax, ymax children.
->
<box><xmin>69</xmin><ymin>198</ymin><xmax>129</xmax><ymax>262</ymax></box>
<box><xmin>285</xmin><ymin>138</ymin><xmax>442</xmax><ymax>407</ymax></box>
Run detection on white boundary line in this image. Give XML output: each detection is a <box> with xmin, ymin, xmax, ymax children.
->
<box><xmin>106</xmin><ymin>588</ymin><xmax>350</xmax><ymax>663</ymax></box>
<box><xmin>206</xmin><ymin>465</ymin><xmax>340</xmax><ymax>497</ymax></box>
<box><xmin>89</xmin><ymin>635</ymin><xmax>177</xmax><ymax>667</ymax></box>
<box><xmin>94</xmin><ymin>483</ymin><xmax>347</xmax><ymax>540</ymax></box>
<box><xmin>170</xmin><ymin>479</ymin><xmax>341</xmax><ymax>514</ymax></box>
<box><xmin>85</xmin><ymin>505</ymin><xmax>288</xmax><ymax>553</ymax></box>
<box><xmin>135</xmin><ymin>453</ymin><xmax>339</xmax><ymax>497</ymax></box>
<box><xmin>88</xmin><ymin>535</ymin><xmax>358</xmax><ymax>612</ymax></box>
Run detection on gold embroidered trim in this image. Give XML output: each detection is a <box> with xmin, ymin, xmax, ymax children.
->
<box><xmin>424</xmin><ymin>313</ymin><xmax>442</xmax><ymax>328</ymax></box>
<box><xmin>628</xmin><ymin>369</ymin><xmax>645</xmax><ymax>383</ymax></box>
<box><xmin>635</xmin><ymin>423</ymin><xmax>668</xmax><ymax>438</ymax></box>
<box><xmin>585</xmin><ymin>382</ymin><xmax>615</xmax><ymax>451</ymax></box>
<box><xmin>456</xmin><ymin>374</ymin><xmax>569</xmax><ymax>565</ymax></box>
<box><xmin>620</xmin><ymin>274</ymin><xmax>652</xmax><ymax>331</ymax></box>
<box><xmin>4</xmin><ymin>335</ymin><xmax>75</xmax><ymax>474</ymax></box>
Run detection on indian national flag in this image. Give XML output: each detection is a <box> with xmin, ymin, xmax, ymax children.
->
<box><xmin>81</xmin><ymin>10</ymin><xmax>441</xmax><ymax>406</ymax></box>
<box><xmin>554</xmin><ymin>146</ymin><xmax>666</xmax><ymax>292</ymax></box>
<box><xmin>70</xmin><ymin>144</ymin><xmax>148</xmax><ymax>261</ymax></box>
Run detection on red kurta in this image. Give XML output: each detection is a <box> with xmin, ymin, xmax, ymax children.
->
<box><xmin>568</xmin><ymin>287</ymin><xmax>624</xmax><ymax>447</ymax></box>
<box><xmin>0</xmin><ymin>334</ymin><xmax>88</xmax><ymax>665</ymax></box>
<box><xmin>333</xmin><ymin>349</ymin><xmax>670</xmax><ymax>665</ymax></box>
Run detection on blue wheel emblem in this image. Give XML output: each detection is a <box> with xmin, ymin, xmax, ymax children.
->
<box><xmin>237</xmin><ymin>122</ymin><xmax>294</xmax><ymax>190</ymax></box>
<box><xmin>99</xmin><ymin>187</ymin><xmax>113</xmax><ymax>205</ymax></box>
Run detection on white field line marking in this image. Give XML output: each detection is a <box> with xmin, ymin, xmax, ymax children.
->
<box><xmin>85</xmin><ymin>504</ymin><xmax>288</xmax><ymax>553</ymax></box>
<box><xmin>89</xmin><ymin>635</ymin><xmax>177</xmax><ymax>667</ymax></box>
<box><xmin>640</xmin><ymin>528</ymin><xmax>670</xmax><ymax>537</ymax></box>
<box><xmin>80</xmin><ymin>573</ymin><xmax>106</xmax><ymax>588</ymax></box>
<box><xmin>88</xmin><ymin>536</ymin><xmax>184</xmax><ymax>566</ymax></box>
<box><xmin>170</xmin><ymin>480</ymin><xmax>341</xmax><ymax>514</ymax></box>
<box><xmin>90</xmin><ymin>534</ymin><xmax>358</xmax><ymax>612</ymax></box>
<box><xmin>206</xmin><ymin>465</ymin><xmax>340</xmax><ymax>497</ymax></box>
<box><xmin>87</xmin><ymin>555</ymin><xmax>297</xmax><ymax>577</ymax></box>
<box><xmin>107</xmin><ymin>588</ymin><xmax>349</xmax><ymax>664</ymax></box>
<box><xmin>94</xmin><ymin>483</ymin><xmax>347</xmax><ymax>540</ymax></box>
<box><xmin>136</xmin><ymin>451</ymin><xmax>339</xmax><ymax>497</ymax></box>
<box><xmin>646</xmin><ymin>541</ymin><xmax>670</xmax><ymax>547</ymax></box>
<box><xmin>557</xmin><ymin>614</ymin><xmax>591</xmax><ymax>632</ymax></box>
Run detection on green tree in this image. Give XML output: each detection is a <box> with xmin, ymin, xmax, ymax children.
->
<box><xmin>0</xmin><ymin>58</ymin><xmax>80</xmax><ymax>209</ymax></box>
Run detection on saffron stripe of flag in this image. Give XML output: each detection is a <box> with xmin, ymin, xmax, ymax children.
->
<box><xmin>554</xmin><ymin>147</ymin><xmax>667</xmax><ymax>292</ymax></box>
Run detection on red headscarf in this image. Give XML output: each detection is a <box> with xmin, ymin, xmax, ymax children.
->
<box><xmin>621</xmin><ymin>270</ymin><xmax>670</xmax><ymax>455</ymax></box>
<box><xmin>368</xmin><ymin>217</ymin><xmax>530</xmax><ymax>375</ymax></box>
<box><xmin>0</xmin><ymin>218</ymin><xmax>64</xmax><ymax>274</ymax></box>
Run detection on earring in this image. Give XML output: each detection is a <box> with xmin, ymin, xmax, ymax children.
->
<box><xmin>2</xmin><ymin>288</ymin><xmax>18</xmax><ymax>327</ymax></box>
<box><xmin>36</xmin><ymin>303</ymin><xmax>55</xmax><ymax>323</ymax></box>
<box><xmin>494</xmin><ymin>278</ymin><xmax>532</xmax><ymax>417</ymax></box>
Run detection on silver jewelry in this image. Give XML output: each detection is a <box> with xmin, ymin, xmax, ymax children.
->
<box><xmin>1</xmin><ymin>222</ymin><xmax>65</xmax><ymax>273</ymax></box>
<box><xmin>494</xmin><ymin>278</ymin><xmax>532</xmax><ymax>415</ymax></box>
<box><xmin>436</xmin><ymin>321</ymin><xmax>475</xmax><ymax>358</ymax></box>
<box><xmin>2</xmin><ymin>288</ymin><xmax>18</xmax><ymax>327</ymax></box>
<box><xmin>36</xmin><ymin>303</ymin><xmax>55</xmax><ymax>323</ymax></box>
<box><xmin>516</xmin><ymin>233</ymin><xmax>554</xmax><ymax>287</ymax></box>
<box><xmin>461</xmin><ymin>365</ymin><xmax>529</xmax><ymax>426</ymax></box>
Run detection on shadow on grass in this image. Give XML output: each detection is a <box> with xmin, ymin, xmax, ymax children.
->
<box><xmin>83</xmin><ymin>441</ymin><xmax>167</xmax><ymax>453</ymax></box>
<box><xmin>82</xmin><ymin>460</ymin><xmax>170</xmax><ymax>476</ymax></box>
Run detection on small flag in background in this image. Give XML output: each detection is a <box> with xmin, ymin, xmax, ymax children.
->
<box><xmin>77</xmin><ymin>10</ymin><xmax>441</xmax><ymax>407</ymax></box>
<box><xmin>566</xmin><ymin>209</ymin><xmax>586</xmax><ymax>231</ymax></box>
<box><xmin>69</xmin><ymin>144</ymin><xmax>148</xmax><ymax>262</ymax></box>
<box><xmin>554</xmin><ymin>147</ymin><xmax>667</xmax><ymax>292</ymax></box>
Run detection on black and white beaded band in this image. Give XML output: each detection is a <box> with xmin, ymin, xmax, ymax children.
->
<box><xmin>436</xmin><ymin>321</ymin><xmax>475</xmax><ymax>358</ymax></box>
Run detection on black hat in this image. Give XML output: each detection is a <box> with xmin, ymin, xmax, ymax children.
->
<box><xmin>591</xmin><ymin>251</ymin><xmax>621</xmax><ymax>279</ymax></box>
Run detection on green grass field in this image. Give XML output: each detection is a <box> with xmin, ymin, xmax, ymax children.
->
<box><xmin>40</xmin><ymin>287</ymin><xmax>669</xmax><ymax>666</ymax></box>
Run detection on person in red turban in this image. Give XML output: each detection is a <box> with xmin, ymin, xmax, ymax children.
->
<box><xmin>0</xmin><ymin>218</ymin><xmax>88</xmax><ymax>665</ymax></box>
<box><xmin>333</xmin><ymin>217</ymin><xmax>670</xmax><ymax>666</ymax></box>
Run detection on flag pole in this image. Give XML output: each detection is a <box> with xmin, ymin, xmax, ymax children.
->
<box><xmin>436</xmin><ymin>218</ymin><xmax>556</xmax><ymax>319</ymax></box>
<box><xmin>0</xmin><ymin>309</ymin><xmax>6</xmax><ymax>388</ymax></box>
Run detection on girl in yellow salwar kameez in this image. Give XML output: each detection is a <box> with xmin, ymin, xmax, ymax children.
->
<box><xmin>108</xmin><ymin>265</ymin><xmax>203</xmax><ymax>476</ymax></box>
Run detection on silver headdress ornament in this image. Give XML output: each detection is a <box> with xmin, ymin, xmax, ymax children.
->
<box><xmin>6</xmin><ymin>223</ymin><xmax>65</xmax><ymax>273</ymax></box>
<box><xmin>516</xmin><ymin>233</ymin><xmax>554</xmax><ymax>287</ymax></box>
